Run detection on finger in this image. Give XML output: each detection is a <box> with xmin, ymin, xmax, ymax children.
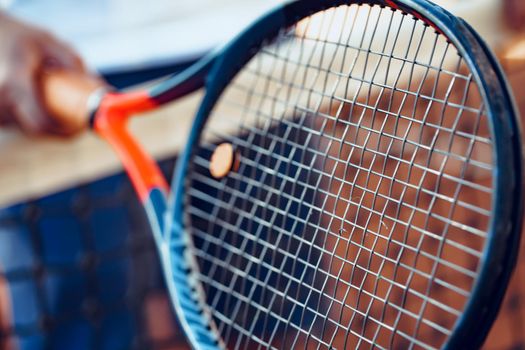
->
<box><xmin>39</xmin><ymin>34</ymin><xmax>86</xmax><ymax>73</ymax></box>
<box><xmin>10</xmin><ymin>81</ymin><xmax>54</xmax><ymax>134</ymax></box>
<box><xmin>1</xmin><ymin>49</ymin><xmax>48</xmax><ymax>133</ymax></box>
<box><xmin>19</xmin><ymin>46</ymin><xmax>85</xmax><ymax>135</ymax></box>
<box><xmin>14</xmin><ymin>96</ymin><xmax>79</xmax><ymax>136</ymax></box>
<box><xmin>9</xmin><ymin>69</ymin><xmax>78</xmax><ymax>135</ymax></box>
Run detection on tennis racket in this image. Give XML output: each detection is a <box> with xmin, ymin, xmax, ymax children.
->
<box><xmin>40</xmin><ymin>0</ymin><xmax>523</xmax><ymax>349</ymax></box>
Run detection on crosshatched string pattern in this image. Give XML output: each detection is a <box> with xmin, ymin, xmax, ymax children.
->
<box><xmin>185</xmin><ymin>4</ymin><xmax>493</xmax><ymax>349</ymax></box>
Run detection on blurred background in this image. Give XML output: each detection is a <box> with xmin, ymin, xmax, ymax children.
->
<box><xmin>0</xmin><ymin>0</ymin><xmax>523</xmax><ymax>349</ymax></box>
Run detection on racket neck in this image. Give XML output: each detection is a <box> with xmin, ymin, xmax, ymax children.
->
<box><xmin>92</xmin><ymin>91</ymin><xmax>170</xmax><ymax>242</ymax></box>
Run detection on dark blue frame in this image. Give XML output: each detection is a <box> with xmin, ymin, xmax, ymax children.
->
<box><xmin>138</xmin><ymin>1</ymin><xmax>524</xmax><ymax>349</ymax></box>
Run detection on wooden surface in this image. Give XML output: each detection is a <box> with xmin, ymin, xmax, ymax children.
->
<box><xmin>0</xmin><ymin>0</ymin><xmax>512</xmax><ymax>208</ymax></box>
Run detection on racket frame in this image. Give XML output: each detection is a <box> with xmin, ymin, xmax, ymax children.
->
<box><xmin>87</xmin><ymin>0</ymin><xmax>523</xmax><ymax>348</ymax></box>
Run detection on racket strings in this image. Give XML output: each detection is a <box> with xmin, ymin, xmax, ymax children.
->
<box><xmin>199</xmin><ymin>26</ymin><xmax>460</xmax><ymax>350</ymax></box>
<box><xmin>198</xmin><ymin>23</ymin><xmax>323</xmax><ymax>346</ymax></box>
<box><xmin>206</xmin><ymin>11</ymin><xmax>356</xmax><ymax>348</ymax></box>
<box><xmin>230</xmin><ymin>12</ymin><xmax>361</xmax><ymax>349</ymax></box>
<box><xmin>186</xmin><ymin>4</ymin><xmax>492</xmax><ymax>349</ymax></box>
<box><xmin>211</xmin><ymin>94</ymin><xmax>491</xmax><ymax>223</ymax></box>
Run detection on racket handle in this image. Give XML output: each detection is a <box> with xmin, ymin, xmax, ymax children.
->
<box><xmin>41</xmin><ymin>70</ymin><xmax>108</xmax><ymax>132</ymax></box>
<box><xmin>42</xmin><ymin>69</ymin><xmax>168</xmax><ymax>207</ymax></box>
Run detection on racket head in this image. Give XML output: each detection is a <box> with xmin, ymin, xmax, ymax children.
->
<box><xmin>162</xmin><ymin>0</ymin><xmax>523</xmax><ymax>348</ymax></box>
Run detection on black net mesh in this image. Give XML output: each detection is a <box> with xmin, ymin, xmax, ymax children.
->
<box><xmin>0</xmin><ymin>159</ymin><xmax>188</xmax><ymax>350</ymax></box>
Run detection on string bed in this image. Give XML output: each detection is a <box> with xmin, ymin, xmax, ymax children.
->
<box><xmin>186</xmin><ymin>4</ymin><xmax>492</xmax><ymax>350</ymax></box>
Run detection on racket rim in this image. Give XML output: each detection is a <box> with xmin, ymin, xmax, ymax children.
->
<box><xmin>88</xmin><ymin>0</ymin><xmax>522</xmax><ymax>349</ymax></box>
<box><xmin>444</xmin><ymin>17</ymin><xmax>524</xmax><ymax>350</ymax></box>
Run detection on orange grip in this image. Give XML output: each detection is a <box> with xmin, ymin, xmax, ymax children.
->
<box><xmin>41</xmin><ymin>70</ymin><xmax>108</xmax><ymax>132</ymax></box>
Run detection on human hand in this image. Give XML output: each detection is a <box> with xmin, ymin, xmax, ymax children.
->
<box><xmin>0</xmin><ymin>13</ymin><xmax>86</xmax><ymax>135</ymax></box>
